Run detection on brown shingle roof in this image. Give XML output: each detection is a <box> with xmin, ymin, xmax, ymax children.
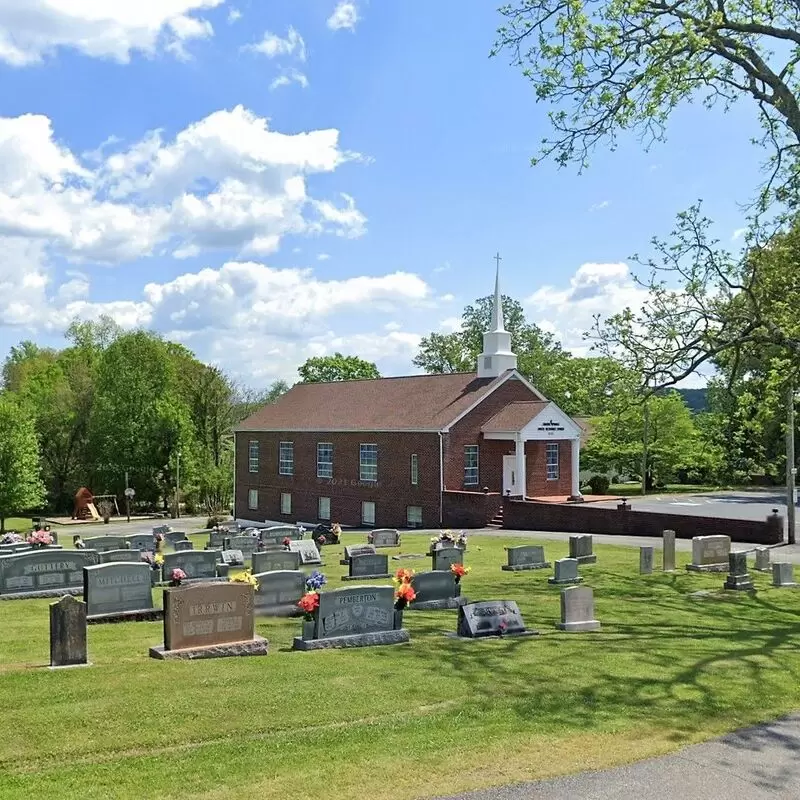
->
<box><xmin>235</xmin><ymin>372</ymin><xmax>529</xmax><ymax>432</ymax></box>
<box><xmin>481</xmin><ymin>401</ymin><xmax>550</xmax><ymax>433</ymax></box>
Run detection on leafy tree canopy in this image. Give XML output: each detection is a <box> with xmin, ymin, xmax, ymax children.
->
<box><xmin>298</xmin><ymin>353</ymin><xmax>380</xmax><ymax>383</ymax></box>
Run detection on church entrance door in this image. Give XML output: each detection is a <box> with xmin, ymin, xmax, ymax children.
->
<box><xmin>503</xmin><ymin>455</ymin><xmax>518</xmax><ymax>495</ymax></box>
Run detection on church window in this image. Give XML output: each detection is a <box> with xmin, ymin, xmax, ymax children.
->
<box><xmin>546</xmin><ymin>442</ymin><xmax>559</xmax><ymax>480</ymax></box>
<box><xmin>248</xmin><ymin>489</ymin><xmax>258</xmax><ymax>510</ymax></box>
<box><xmin>279</xmin><ymin>442</ymin><xmax>294</xmax><ymax>476</ymax></box>
<box><xmin>360</xmin><ymin>444</ymin><xmax>378</xmax><ymax>482</ymax></box>
<box><xmin>362</xmin><ymin>501</ymin><xmax>376</xmax><ymax>525</ymax></box>
<box><xmin>410</xmin><ymin>454</ymin><xmax>419</xmax><ymax>485</ymax></box>
<box><xmin>280</xmin><ymin>492</ymin><xmax>292</xmax><ymax>515</ymax></box>
<box><xmin>248</xmin><ymin>440</ymin><xmax>259</xmax><ymax>473</ymax></box>
<box><xmin>464</xmin><ymin>445</ymin><xmax>479</xmax><ymax>486</ymax></box>
<box><xmin>317</xmin><ymin>443</ymin><xmax>333</xmax><ymax>478</ymax></box>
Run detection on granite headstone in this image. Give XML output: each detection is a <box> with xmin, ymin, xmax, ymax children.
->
<box><xmin>49</xmin><ymin>595</ymin><xmax>88</xmax><ymax>667</ymax></box>
<box><xmin>724</xmin><ymin>551</ymin><xmax>754</xmax><ymax>591</ymax></box>
<box><xmin>370</xmin><ymin>529</ymin><xmax>400</xmax><ymax>548</ymax></box>
<box><xmin>253</xmin><ymin>570</ymin><xmax>305</xmax><ymax>615</ymax></box>
<box><xmin>82</xmin><ymin>535</ymin><xmax>128</xmax><ymax>553</ymax></box>
<box><xmin>687</xmin><ymin>535</ymin><xmax>731</xmax><ymax>572</ymax></box>
<box><xmin>502</xmin><ymin>545</ymin><xmax>550</xmax><ymax>571</ymax></box>
<box><xmin>83</xmin><ymin>562</ymin><xmax>157</xmax><ymax>621</ymax></box>
<box><xmin>432</xmin><ymin>547</ymin><xmax>463</xmax><ymax>572</ymax></box>
<box><xmin>289</xmin><ymin>540</ymin><xmax>322</xmax><ymax>565</ymax></box>
<box><xmin>99</xmin><ymin>549</ymin><xmax>143</xmax><ymax>564</ymax></box>
<box><xmin>772</xmin><ymin>562</ymin><xmax>798</xmax><ymax>588</ymax></box>
<box><xmin>639</xmin><ymin>546</ymin><xmax>654</xmax><ymax>575</ymax></box>
<box><xmin>409</xmin><ymin>570</ymin><xmax>464</xmax><ymax>610</ymax></box>
<box><xmin>547</xmin><ymin>558</ymin><xmax>582</xmax><ymax>586</ymax></box>
<box><xmin>568</xmin><ymin>535</ymin><xmax>596</xmax><ymax>564</ymax></box>
<box><xmin>0</xmin><ymin>550</ymin><xmax>99</xmax><ymax>598</ymax></box>
<box><xmin>252</xmin><ymin>549</ymin><xmax>301</xmax><ymax>573</ymax></box>
<box><xmin>662</xmin><ymin>529</ymin><xmax>676</xmax><ymax>572</ymax></box>
<box><xmin>161</xmin><ymin>551</ymin><xmax>219</xmax><ymax>583</ymax></box>
<box><xmin>557</xmin><ymin>586</ymin><xmax>601</xmax><ymax>632</ymax></box>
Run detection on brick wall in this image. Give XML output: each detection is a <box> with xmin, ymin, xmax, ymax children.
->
<box><xmin>235</xmin><ymin>430</ymin><xmax>441</xmax><ymax>528</ymax></box>
<box><xmin>525</xmin><ymin>440</ymin><xmax>573</xmax><ymax>497</ymax></box>
<box><xmin>503</xmin><ymin>499</ymin><xmax>783</xmax><ymax>545</ymax></box>
<box><xmin>442</xmin><ymin>490</ymin><xmax>503</xmax><ymax>528</ymax></box>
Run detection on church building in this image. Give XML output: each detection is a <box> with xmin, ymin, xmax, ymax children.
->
<box><xmin>234</xmin><ymin>266</ymin><xmax>584</xmax><ymax>528</ymax></box>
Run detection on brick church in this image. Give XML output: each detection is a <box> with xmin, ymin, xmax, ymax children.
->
<box><xmin>234</xmin><ymin>267</ymin><xmax>584</xmax><ymax>529</ymax></box>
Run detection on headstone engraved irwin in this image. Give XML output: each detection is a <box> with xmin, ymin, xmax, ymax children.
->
<box><xmin>253</xmin><ymin>570</ymin><xmax>305</xmax><ymax>616</ymax></box>
<box><xmin>569</xmin><ymin>535</ymin><xmax>596</xmax><ymax>565</ymax></box>
<box><xmin>50</xmin><ymin>595</ymin><xmax>88</xmax><ymax>668</ymax></box>
<box><xmin>84</xmin><ymin>562</ymin><xmax>160</xmax><ymax>622</ymax></box>
<box><xmin>340</xmin><ymin>544</ymin><xmax>376</xmax><ymax>565</ymax></box>
<box><xmin>431</xmin><ymin>547</ymin><xmax>463</xmax><ymax>572</ymax></box>
<box><xmin>289</xmin><ymin>540</ymin><xmax>322</xmax><ymax>565</ymax></box>
<box><xmin>723</xmin><ymin>551</ymin><xmax>754</xmax><ymax>591</ymax></box>
<box><xmin>548</xmin><ymin>558</ymin><xmax>582</xmax><ymax>586</ymax></box>
<box><xmin>293</xmin><ymin>585</ymin><xmax>409</xmax><ymax>651</ymax></box>
<box><xmin>557</xmin><ymin>586</ymin><xmax>601</xmax><ymax>632</ymax></box>
<box><xmin>149</xmin><ymin>582</ymin><xmax>268</xmax><ymax>660</ymax></box>
<box><xmin>502</xmin><ymin>545</ymin><xmax>550</xmax><ymax>572</ymax></box>
<box><xmin>409</xmin><ymin>570</ymin><xmax>465</xmax><ymax>610</ymax></box>
<box><xmin>662</xmin><ymin>529</ymin><xmax>676</xmax><ymax>572</ymax></box>
<box><xmin>0</xmin><ymin>550</ymin><xmax>99</xmax><ymax>599</ymax></box>
<box><xmin>370</xmin><ymin>529</ymin><xmax>400</xmax><ymax>548</ymax></box>
<box><xmin>252</xmin><ymin>549</ymin><xmax>301</xmax><ymax>574</ymax></box>
<box><xmin>342</xmin><ymin>553</ymin><xmax>391</xmax><ymax>581</ymax></box>
<box><xmin>686</xmin><ymin>535</ymin><xmax>731</xmax><ymax>572</ymax></box>
<box><xmin>772</xmin><ymin>562</ymin><xmax>798</xmax><ymax>588</ymax></box>
<box><xmin>456</xmin><ymin>600</ymin><xmax>537</xmax><ymax>638</ymax></box>
<box><xmin>161</xmin><ymin>551</ymin><xmax>221</xmax><ymax>583</ymax></box>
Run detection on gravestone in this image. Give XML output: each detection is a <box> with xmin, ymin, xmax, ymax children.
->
<box><xmin>724</xmin><ymin>551</ymin><xmax>754</xmax><ymax>591</ymax></box>
<box><xmin>83</xmin><ymin>562</ymin><xmax>159</xmax><ymax>622</ymax></box>
<box><xmin>502</xmin><ymin>545</ymin><xmax>550</xmax><ymax>572</ymax></box>
<box><xmin>293</xmin><ymin>585</ymin><xmax>408</xmax><ymax>650</ymax></box>
<box><xmin>219</xmin><ymin>550</ymin><xmax>245</xmax><ymax>569</ymax></box>
<box><xmin>409</xmin><ymin>570</ymin><xmax>465</xmax><ymax>610</ymax></box>
<box><xmin>370</xmin><ymin>529</ymin><xmax>400</xmax><ymax>548</ymax></box>
<box><xmin>0</xmin><ymin>550</ymin><xmax>99</xmax><ymax>598</ymax></box>
<box><xmin>99</xmin><ymin>549</ymin><xmax>143</xmax><ymax>564</ymax></box>
<box><xmin>150</xmin><ymin>582</ymin><xmax>268</xmax><ymax>660</ymax></box>
<box><xmin>340</xmin><ymin>544</ymin><xmax>377</xmax><ymax>565</ymax></box>
<box><xmin>161</xmin><ymin>551</ymin><xmax>220</xmax><ymax>583</ymax></box>
<box><xmin>165</xmin><ymin>531</ymin><xmax>188</xmax><ymax>547</ymax></box>
<box><xmin>686</xmin><ymin>535</ymin><xmax>731</xmax><ymax>572</ymax></box>
<box><xmin>289</xmin><ymin>540</ymin><xmax>322</xmax><ymax>565</ymax></box>
<box><xmin>639</xmin><ymin>546</ymin><xmax>654</xmax><ymax>575</ymax></box>
<box><xmin>50</xmin><ymin>595</ymin><xmax>88</xmax><ymax>668</ymax></box>
<box><xmin>568</xmin><ymin>535</ymin><xmax>596</xmax><ymax>565</ymax></box>
<box><xmin>207</xmin><ymin>530</ymin><xmax>226</xmax><ymax>549</ymax></box>
<box><xmin>772</xmin><ymin>562</ymin><xmax>798</xmax><ymax>588</ymax></box>
<box><xmin>456</xmin><ymin>600</ymin><xmax>536</xmax><ymax>638</ymax></box>
<box><xmin>82</xmin><ymin>535</ymin><xmax>128</xmax><ymax>553</ymax></box>
<box><xmin>0</xmin><ymin>543</ymin><xmax>31</xmax><ymax>554</ymax></box>
<box><xmin>432</xmin><ymin>547</ymin><xmax>463</xmax><ymax>572</ymax></box>
<box><xmin>259</xmin><ymin>526</ymin><xmax>303</xmax><ymax>547</ymax></box>
<box><xmin>174</xmin><ymin>540</ymin><xmax>194</xmax><ymax>552</ymax></box>
<box><xmin>253</xmin><ymin>570</ymin><xmax>305</xmax><ymax>615</ymax></box>
<box><xmin>754</xmin><ymin>547</ymin><xmax>771</xmax><ymax>572</ymax></box>
<box><xmin>662</xmin><ymin>529</ymin><xmax>676</xmax><ymax>572</ymax></box>
<box><xmin>252</xmin><ymin>549</ymin><xmax>301</xmax><ymax>574</ymax></box>
<box><xmin>342</xmin><ymin>553</ymin><xmax>391</xmax><ymax>581</ymax></box>
<box><xmin>226</xmin><ymin>535</ymin><xmax>259</xmax><ymax>559</ymax></box>
<box><xmin>547</xmin><ymin>558</ymin><xmax>582</xmax><ymax>586</ymax></box>
<box><xmin>557</xmin><ymin>586</ymin><xmax>601</xmax><ymax>632</ymax></box>
<box><xmin>153</xmin><ymin>525</ymin><xmax>171</xmax><ymax>536</ymax></box>
<box><xmin>126</xmin><ymin>533</ymin><xmax>155</xmax><ymax>552</ymax></box>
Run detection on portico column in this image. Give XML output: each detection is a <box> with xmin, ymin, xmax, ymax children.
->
<box><xmin>515</xmin><ymin>434</ymin><xmax>527</xmax><ymax>499</ymax></box>
<box><xmin>569</xmin><ymin>437</ymin><xmax>583</xmax><ymax>501</ymax></box>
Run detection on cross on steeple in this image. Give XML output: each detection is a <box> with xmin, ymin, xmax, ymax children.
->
<box><xmin>494</xmin><ymin>252</ymin><xmax>502</xmax><ymax>271</ymax></box>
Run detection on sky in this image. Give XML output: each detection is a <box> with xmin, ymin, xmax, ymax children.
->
<box><xmin>0</xmin><ymin>0</ymin><xmax>767</xmax><ymax>388</ymax></box>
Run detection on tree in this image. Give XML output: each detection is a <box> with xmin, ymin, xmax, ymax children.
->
<box><xmin>0</xmin><ymin>395</ymin><xmax>45</xmax><ymax>533</ymax></box>
<box><xmin>493</xmin><ymin>0</ymin><xmax>800</xmax><ymax>207</ymax></box>
<box><xmin>298</xmin><ymin>354</ymin><xmax>380</xmax><ymax>383</ymax></box>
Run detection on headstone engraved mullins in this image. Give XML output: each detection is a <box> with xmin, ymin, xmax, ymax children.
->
<box><xmin>456</xmin><ymin>601</ymin><xmax>535</xmax><ymax>638</ymax></box>
<box><xmin>662</xmin><ymin>529</ymin><xmax>676</xmax><ymax>572</ymax></box>
<box><xmin>431</xmin><ymin>547</ymin><xmax>463</xmax><ymax>572</ymax></box>
<box><xmin>252</xmin><ymin>549</ymin><xmax>301</xmax><ymax>573</ymax></box>
<box><xmin>568</xmin><ymin>535</ymin><xmax>596</xmax><ymax>564</ymax></box>
<box><xmin>253</xmin><ymin>570</ymin><xmax>305</xmax><ymax>615</ymax></box>
<box><xmin>557</xmin><ymin>586</ymin><xmax>601</xmax><ymax>632</ymax></box>
<box><xmin>342</xmin><ymin>553</ymin><xmax>391</xmax><ymax>581</ymax></box>
<box><xmin>687</xmin><ymin>535</ymin><xmax>731</xmax><ymax>572</ymax></box>
<box><xmin>83</xmin><ymin>563</ymin><xmax>158</xmax><ymax>621</ymax></box>
<box><xmin>409</xmin><ymin>571</ymin><xmax>464</xmax><ymax>610</ymax></box>
<box><xmin>50</xmin><ymin>595</ymin><xmax>88</xmax><ymax>668</ymax></box>
<box><xmin>502</xmin><ymin>545</ymin><xmax>550</xmax><ymax>571</ymax></box>
<box><xmin>0</xmin><ymin>550</ymin><xmax>99</xmax><ymax>598</ymax></box>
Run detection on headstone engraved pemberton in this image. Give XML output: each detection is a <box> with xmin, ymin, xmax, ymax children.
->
<box><xmin>83</xmin><ymin>562</ymin><xmax>160</xmax><ymax>622</ymax></box>
<box><xmin>686</xmin><ymin>535</ymin><xmax>731</xmax><ymax>572</ymax></box>
<box><xmin>772</xmin><ymin>562</ymin><xmax>798</xmax><ymax>588</ymax></box>
<box><xmin>639</xmin><ymin>546</ymin><xmax>654</xmax><ymax>575</ymax></box>
<box><xmin>253</xmin><ymin>570</ymin><xmax>305</xmax><ymax>616</ymax></box>
<box><xmin>548</xmin><ymin>558</ymin><xmax>583</xmax><ymax>586</ymax></box>
<box><xmin>456</xmin><ymin>600</ymin><xmax>537</xmax><ymax>638</ymax></box>
<box><xmin>502</xmin><ymin>545</ymin><xmax>550</xmax><ymax>572</ymax></box>
<box><xmin>149</xmin><ymin>582</ymin><xmax>268</xmax><ymax>660</ymax></box>
<box><xmin>409</xmin><ymin>570</ymin><xmax>465</xmax><ymax>610</ymax></box>
<box><xmin>557</xmin><ymin>586</ymin><xmax>601</xmax><ymax>632</ymax></box>
<box><xmin>342</xmin><ymin>553</ymin><xmax>391</xmax><ymax>581</ymax></box>
<box><xmin>161</xmin><ymin>551</ymin><xmax>221</xmax><ymax>583</ymax></box>
<box><xmin>723</xmin><ymin>551</ymin><xmax>755</xmax><ymax>591</ymax></box>
<box><xmin>293</xmin><ymin>585</ymin><xmax>409</xmax><ymax>650</ymax></box>
<box><xmin>568</xmin><ymin>535</ymin><xmax>596</xmax><ymax>564</ymax></box>
<box><xmin>82</xmin><ymin>535</ymin><xmax>128</xmax><ymax>553</ymax></box>
<box><xmin>99</xmin><ymin>549</ymin><xmax>143</xmax><ymax>564</ymax></box>
<box><xmin>252</xmin><ymin>549</ymin><xmax>301</xmax><ymax>574</ymax></box>
<box><xmin>662</xmin><ymin>529</ymin><xmax>677</xmax><ymax>572</ymax></box>
<box><xmin>754</xmin><ymin>547</ymin><xmax>771</xmax><ymax>572</ymax></box>
<box><xmin>289</xmin><ymin>540</ymin><xmax>322</xmax><ymax>565</ymax></box>
<box><xmin>340</xmin><ymin>544</ymin><xmax>376</xmax><ymax>565</ymax></box>
<box><xmin>432</xmin><ymin>547</ymin><xmax>463</xmax><ymax>572</ymax></box>
<box><xmin>370</xmin><ymin>529</ymin><xmax>400</xmax><ymax>548</ymax></box>
<box><xmin>0</xmin><ymin>550</ymin><xmax>99</xmax><ymax>599</ymax></box>
<box><xmin>50</xmin><ymin>595</ymin><xmax>89</xmax><ymax>668</ymax></box>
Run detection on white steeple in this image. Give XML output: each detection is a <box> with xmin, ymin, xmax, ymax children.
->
<box><xmin>477</xmin><ymin>253</ymin><xmax>517</xmax><ymax>378</ymax></box>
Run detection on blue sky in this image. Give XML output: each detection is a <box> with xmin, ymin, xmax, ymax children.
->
<box><xmin>0</xmin><ymin>0</ymin><xmax>765</xmax><ymax>386</ymax></box>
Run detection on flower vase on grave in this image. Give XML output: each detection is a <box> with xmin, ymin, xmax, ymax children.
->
<box><xmin>302</xmin><ymin>619</ymin><xmax>316</xmax><ymax>640</ymax></box>
<box><xmin>394</xmin><ymin>609</ymin><xmax>404</xmax><ymax>630</ymax></box>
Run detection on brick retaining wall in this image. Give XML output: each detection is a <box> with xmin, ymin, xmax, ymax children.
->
<box><xmin>442</xmin><ymin>491</ymin><xmax>503</xmax><ymax>528</ymax></box>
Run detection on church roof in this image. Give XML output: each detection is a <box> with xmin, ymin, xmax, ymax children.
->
<box><xmin>235</xmin><ymin>371</ymin><xmax>528</xmax><ymax>432</ymax></box>
<box><xmin>480</xmin><ymin>401</ymin><xmax>550</xmax><ymax>433</ymax></box>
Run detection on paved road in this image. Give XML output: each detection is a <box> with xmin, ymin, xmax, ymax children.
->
<box><xmin>434</xmin><ymin>715</ymin><xmax>800</xmax><ymax>799</ymax></box>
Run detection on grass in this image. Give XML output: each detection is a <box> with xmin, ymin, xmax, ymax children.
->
<box><xmin>2</xmin><ymin>532</ymin><xmax>800</xmax><ymax>800</ymax></box>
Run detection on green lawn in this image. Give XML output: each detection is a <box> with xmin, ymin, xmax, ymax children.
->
<box><xmin>1</xmin><ymin>533</ymin><xmax>800</xmax><ymax>800</ymax></box>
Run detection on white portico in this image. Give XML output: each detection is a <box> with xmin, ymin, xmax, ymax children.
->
<box><xmin>481</xmin><ymin>401</ymin><xmax>584</xmax><ymax>500</ymax></box>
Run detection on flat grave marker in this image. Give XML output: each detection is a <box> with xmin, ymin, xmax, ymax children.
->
<box><xmin>502</xmin><ymin>545</ymin><xmax>550</xmax><ymax>572</ymax></box>
<box><xmin>456</xmin><ymin>600</ymin><xmax>536</xmax><ymax>638</ymax></box>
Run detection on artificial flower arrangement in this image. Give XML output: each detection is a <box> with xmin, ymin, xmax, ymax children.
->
<box><xmin>430</xmin><ymin>530</ymin><xmax>468</xmax><ymax>547</ymax></box>
<box><xmin>27</xmin><ymin>530</ymin><xmax>53</xmax><ymax>547</ymax></box>
<box><xmin>296</xmin><ymin>570</ymin><xmax>328</xmax><ymax>620</ymax></box>
<box><xmin>393</xmin><ymin>568</ymin><xmax>416</xmax><ymax>610</ymax></box>
<box><xmin>0</xmin><ymin>532</ymin><xmax>24</xmax><ymax>545</ymax></box>
<box><xmin>169</xmin><ymin>568</ymin><xmax>187</xmax><ymax>587</ymax></box>
<box><xmin>330</xmin><ymin>522</ymin><xmax>342</xmax><ymax>543</ymax></box>
<box><xmin>282</xmin><ymin>537</ymin><xmax>292</xmax><ymax>550</ymax></box>
<box><xmin>450</xmin><ymin>563</ymin><xmax>471</xmax><ymax>584</ymax></box>
<box><xmin>231</xmin><ymin>569</ymin><xmax>259</xmax><ymax>589</ymax></box>
<box><xmin>154</xmin><ymin>553</ymin><xmax>164</xmax><ymax>567</ymax></box>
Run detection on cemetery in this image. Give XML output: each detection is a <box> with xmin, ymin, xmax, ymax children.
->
<box><xmin>3</xmin><ymin>525</ymin><xmax>800</xmax><ymax>800</ymax></box>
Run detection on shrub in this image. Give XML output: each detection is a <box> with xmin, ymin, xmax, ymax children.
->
<box><xmin>587</xmin><ymin>475</ymin><xmax>611</xmax><ymax>495</ymax></box>
<box><xmin>206</xmin><ymin>515</ymin><xmax>224</xmax><ymax>530</ymax></box>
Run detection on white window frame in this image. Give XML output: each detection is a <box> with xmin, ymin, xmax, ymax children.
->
<box><xmin>546</xmin><ymin>442</ymin><xmax>560</xmax><ymax>481</ymax></box>
<box><xmin>359</xmin><ymin>443</ymin><xmax>378</xmax><ymax>482</ymax></box>
<box><xmin>248</xmin><ymin>440</ymin><xmax>259</xmax><ymax>473</ymax></box>
<box><xmin>406</xmin><ymin>506</ymin><xmax>423</xmax><ymax>527</ymax></box>
<box><xmin>361</xmin><ymin>501</ymin><xmax>376</xmax><ymax>526</ymax></box>
<box><xmin>317</xmin><ymin>442</ymin><xmax>333</xmax><ymax>479</ymax></box>
<box><xmin>318</xmin><ymin>496</ymin><xmax>331</xmax><ymax>521</ymax></box>
<box><xmin>248</xmin><ymin>489</ymin><xmax>258</xmax><ymax>510</ymax></box>
<box><xmin>280</xmin><ymin>492</ymin><xmax>292</xmax><ymax>515</ymax></box>
<box><xmin>410</xmin><ymin>453</ymin><xmax>419</xmax><ymax>486</ymax></box>
<box><xmin>464</xmin><ymin>445</ymin><xmax>479</xmax><ymax>486</ymax></box>
<box><xmin>279</xmin><ymin>441</ymin><xmax>294</xmax><ymax>476</ymax></box>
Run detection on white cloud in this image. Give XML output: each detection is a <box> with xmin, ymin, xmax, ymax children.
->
<box><xmin>732</xmin><ymin>227</ymin><xmax>747</xmax><ymax>241</ymax></box>
<box><xmin>269</xmin><ymin>69</ymin><xmax>309</xmax><ymax>91</ymax></box>
<box><xmin>384</xmin><ymin>321</ymin><xmax>401</xmax><ymax>331</ymax></box>
<box><xmin>433</xmin><ymin>261</ymin><xmax>451</xmax><ymax>274</ymax></box>
<box><xmin>526</xmin><ymin>262</ymin><xmax>649</xmax><ymax>355</ymax></box>
<box><xmin>327</xmin><ymin>1</ymin><xmax>359</xmax><ymax>31</ymax></box>
<box><xmin>589</xmin><ymin>200</ymin><xmax>610</xmax><ymax>212</ymax></box>
<box><xmin>317</xmin><ymin>253</ymin><xmax>331</xmax><ymax>261</ymax></box>
<box><xmin>227</xmin><ymin>8</ymin><xmax>242</xmax><ymax>23</ymax></box>
<box><xmin>439</xmin><ymin>316</ymin><xmax>462</xmax><ymax>333</ymax></box>
<box><xmin>0</xmin><ymin>0</ymin><xmax>222</xmax><ymax>66</ymax></box>
<box><xmin>244</xmin><ymin>27</ymin><xmax>306</xmax><ymax>60</ymax></box>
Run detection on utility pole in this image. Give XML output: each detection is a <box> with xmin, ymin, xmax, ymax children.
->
<box><xmin>641</xmin><ymin>398</ymin><xmax>649</xmax><ymax>497</ymax></box>
<box><xmin>788</xmin><ymin>385</ymin><xmax>796</xmax><ymax>545</ymax></box>
<box><xmin>175</xmin><ymin>449</ymin><xmax>181</xmax><ymax>520</ymax></box>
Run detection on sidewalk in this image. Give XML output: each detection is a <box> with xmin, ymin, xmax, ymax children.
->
<box><xmin>435</xmin><ymin>714</ymin><xmax>800</xmax><ymax>799</ymax></box>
